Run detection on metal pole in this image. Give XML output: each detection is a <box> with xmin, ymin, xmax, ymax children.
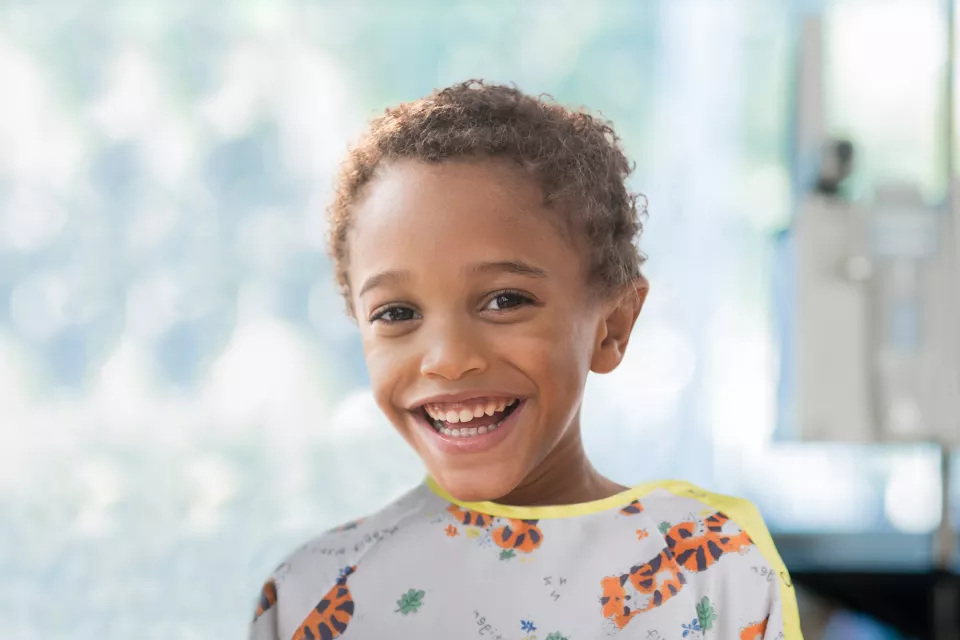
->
<box><xmin>939</xmin><ymin>444</ymin><xmax>955</xmax><ymax>570</ymax></box>
<box><xmin>948</xmin><ymin>0</ymin><xmax>957</xmax><ymax>246</ymax></box>
<box><xmin>935</xmin><ymin>444</ymin><xmax>959</xmax><ymax>640</ymax></box>
<box><xmin>934</xmin><ymin>3</ymin><xmax>958</xmax><ymax>640</ymax></box>
<box><xmin>939</xmin><ymin>0</ymin><xmax>956</xmax><ymax>574</ymax></box>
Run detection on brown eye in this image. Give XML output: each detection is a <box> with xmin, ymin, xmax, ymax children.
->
<box><xmin>483</xmin><ymin>291</ymin><xmax>534</xmax><ymax>312</ymax></box>
<box><xmin>370</xmin><ymin>305</ymin><xmax>420</xmax><ymax>324</ymax></box>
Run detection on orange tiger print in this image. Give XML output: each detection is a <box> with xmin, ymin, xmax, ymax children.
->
<box><xmin>666</xmin><ymin>512</ymin><xmax>753</xmax><ymax>573</ymax></box>
<box><xmin>253</xmin><ymin>579</ymin><xmax>277</xmax><ymax>621</ymax></box>
<box><xmin>600</xmin><ymin>548</ymin><xmax>688</xmax><ymax>629</ymax></box>
<box><xmin>293</xmin><ymin>566</ymin><xmax>356</xmax><ymax>640</ymax></box>
<box><xmin>704</xmin><ymin>512</ymin><xmax>729</xmax><ymax>532</ymax></box>
<box><xmin>600</xmin><ymin>511</ymin><xmax>754</xmax><ymax>630</ymax></box>
<box><xmin>492</xmin><ymin>519</ymin><xmax>543</xmax><ymax>553</ymax></box>
<box><xmin>619</xmin><ymin>499</ymin><xmax>644</xmax><ymax>515</ymax></box>
<box><xmin>627</xmin><ymin>547</ymin><xmax>687</xmax><ymax>606</ymax></box>
<box><xmin>600</xmin><ymin>575</ymin><xmax>635</xmax><ymax>629</ymax></box>
<box><xmin>446</xmin><ymin>504</ymin><xmax>494</xmax><ymax>529</ymax></box>
<box><xmin>443</xmin><ymin>505</ymin><xmax>545</xmax><ymax>554</ymax></box>
<box><xmin>740</xmin><ymin>617</ymin><xmax>769</xmax><ymax>640</ymax></box>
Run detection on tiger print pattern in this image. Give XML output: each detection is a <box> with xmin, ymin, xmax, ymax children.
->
<box><xmin>668</xmin><ymin>512</ymin><xmax>753</xmax><ymax>572</ymax></box>
<box><xmin>619</xmin><ymin>499</ymin><xmax>644</xmax><ymax>515</ymax></box>
<box><xmin>446</xmin><ymin>504</ymin><xmax>494</xmax><ymax>529</ymax></box>
<box><xmin>491</xmin><ymin>518</ymin><xmax>543</xmax><ymax>553</ymax></box>
<box><xmin>252</xmin><ymin>579</ymin><xmax>277</xmax><ymax>622</ymax></box>
<box><xmin>740</xmin><ymin>618</ymin><xmax>769</xmax><ymax>640</ymax></box>
<box><xmin>293</xmin><ymin>566</ymin><xmax>357</xmax><ymax>640</ymax></box>
<box><xmin>248</xmin><ymin>483</ymin><xmax>791</xmax><ymax>640</ymax></box>
<box><xmin>600</xmin><ymin>511</ymin><xmax>754</xmax><ymax>631</ymax></box>
<box><xmin>444</xmin><ymin>504</ymin><xmax>544</xmax><ymax>555</ymax></box>
<box><xmin>600</xmin><ymin>547</ymin><xmax>688</xmax><ymax>629</ymax></box>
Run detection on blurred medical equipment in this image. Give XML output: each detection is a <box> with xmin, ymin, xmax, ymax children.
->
<box><xmin>795</xmin><ymin>164</ymin><xmax>959</xmax><ymax>446</ymax></box>
<box><xmin>788</xmin><ymin>5</ymin><xmax>960</xmax><ymax>639</ymax></box>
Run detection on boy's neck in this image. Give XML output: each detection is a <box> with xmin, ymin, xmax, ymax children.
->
<box><xmin>495</xmin><ymin>419</ymin><xmax>627</xmax><ymax>507</ymax></box>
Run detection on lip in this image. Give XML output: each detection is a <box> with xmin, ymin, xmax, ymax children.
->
<box><xmin>406</xmin><ymin>390</ymin><xmax>524</xmax><ymax>410</ymax></box>
<box><xmin>414</xmin><ymin>399</ymin><xmax>527</xmax><ymax>454</ymax></box>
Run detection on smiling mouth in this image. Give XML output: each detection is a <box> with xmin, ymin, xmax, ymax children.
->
<box><xmin>420</xmin><ymin>398</ymin><xmax>520</xmax><ymax>438</ymax></box>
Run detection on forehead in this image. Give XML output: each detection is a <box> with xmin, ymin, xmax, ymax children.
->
<box><xmin>347</xmin><ymin>159</ymin><xmax>580</xmax><ymax>283</ymax></box>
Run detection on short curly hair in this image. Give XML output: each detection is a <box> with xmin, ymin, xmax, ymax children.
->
<box><xmin>328</xmin><ymin>80</ymin><xmax>646</xmax><ymax>313</ymax></box>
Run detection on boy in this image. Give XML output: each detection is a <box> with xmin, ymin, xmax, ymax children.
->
<box><xmin>249</xmin><ymin>80</ymin><xmax>802</xmax><ymax>639</ymax></box>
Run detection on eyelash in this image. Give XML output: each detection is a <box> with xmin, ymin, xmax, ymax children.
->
<box><xmin>369</xmin><ymin>305</ymin><xmax>420</xmax><ymax>324</ymax></box>
<box><xmin>368</xmin><ymin>290</ymin><xmax>536</xmax><ymax>325</ymax></box>
<box><xmin>483</xmin><ymin>289</ymin><xmax>536</xmax><ymax>312</ymax></box>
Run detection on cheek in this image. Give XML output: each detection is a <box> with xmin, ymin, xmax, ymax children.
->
<box><xmin>499</xmin><ymin>314</ymin><xmax>594</xmax><ymax>406</ymax></box>
<box><xmin>359</xmin><ymin>334</ymin><xmax>413</xmax><ymax>413</ymax></box>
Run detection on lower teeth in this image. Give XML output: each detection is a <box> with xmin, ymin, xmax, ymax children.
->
<box><xmin>433</xmin><ymin>420</ymin><xmax>504</xmax><ymax>438</ymax></box>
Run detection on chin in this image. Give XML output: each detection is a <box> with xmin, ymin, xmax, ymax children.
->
<box><xmin>432</xmin><ymin>465</ymin><xmax>522</xmax><ymax>503</ymax></box>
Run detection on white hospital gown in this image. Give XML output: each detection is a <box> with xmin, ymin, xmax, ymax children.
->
<box><xmin>248</xmin><ymin>479</ymin><xmax>803</xmax><ymax>640</ymax></box>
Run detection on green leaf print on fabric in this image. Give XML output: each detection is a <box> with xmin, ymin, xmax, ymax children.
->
<box><xmin>395</xmin><ymin>589</ymin><xmax>425</xmax><ymax>615</ymax></box>
<box><xmin>696</xmin><ymin>596</ymin><xmax>717</xmax><ymax>631</ymax></box>
<box><xmin>658</xmin><ymin>521</ymin><xmax>671</xmax><ymax>535</ymax></box>
<box><xmin>545</xmin><ymin>632</ymin><xmax>569</xmax><ymax>640</ymax></box>
<box><xmin>499</xmin><ymin>549</ymin><xmax>516</xmax><ymax>561</ymax></box>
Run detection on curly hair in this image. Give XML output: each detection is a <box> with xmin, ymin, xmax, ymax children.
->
<box><xmin>328</xmin><ymin>79</ymin><xmax>646</xmax><ymax>313</ymax></box>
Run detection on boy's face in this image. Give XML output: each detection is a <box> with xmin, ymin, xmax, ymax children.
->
<box><xmin>347</xmin><ymin>159</ymin><xmax>640</xmax><ymax>502</ymax></box>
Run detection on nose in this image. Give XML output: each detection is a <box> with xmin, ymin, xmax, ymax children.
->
<box><xmin>419</xmin><ymin>318</ymin><xmax>488</xmax><ymax>380</ymax></box>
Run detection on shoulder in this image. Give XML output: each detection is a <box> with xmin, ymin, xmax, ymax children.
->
<box><xmin>249</xmin><ymin>483</ymin><xmax>434</xmax><ymax>634</ymax></box>
<box><xmin>634</xmin><ymin>481</ymin><xmax>776</xmax><ymax>547</ymax></box>
<box><xmin>274</xmin><ymin>482</ymin><xmax>432</xmax><ymax>583</ymax></box>
<box><xmin>636</xmin><ymin>480</ymin><xmax>784</xmax><ymax>574</ymax></box>
<box><xmin>635</xmin><ymin>481</ymin><xmax>803</xmax><ymax>639</ymax></box>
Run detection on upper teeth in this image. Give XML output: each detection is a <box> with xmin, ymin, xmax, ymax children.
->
<box><xmin>424</xmin><ymin>398</ymin><xmax>516</xmax><ymax>424</ymax></box>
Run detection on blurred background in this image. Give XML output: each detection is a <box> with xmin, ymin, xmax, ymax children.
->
<box><xmin>1</xmin><ymin>0</ymin><xmax>958</xmax><ymax>638</ymax></box>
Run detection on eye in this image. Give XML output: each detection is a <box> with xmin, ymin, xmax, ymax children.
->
<box><xmin>482</xmin><ymin>290</ymin><xmax>535</xmax><ymax>312</ymax></box>
<box><xmin>370</xmin><ymin>305</ymin><xmax>421</xmax><ymax>324</ymax></box>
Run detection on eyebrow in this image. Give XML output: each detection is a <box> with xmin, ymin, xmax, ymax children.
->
<box><xmin>470</xmin><ymin>260</ymin><xmax>549</xmax><ymax>279</ymax></box>
<box><xmin>358</xmin><ymin>260</ymin><xmax>548</xmax><ymax>297</ymax></box>
<box><xmin>358</xmin><ymin>269</ymin><xmax>411</xmax><ymax>297</ymax></box>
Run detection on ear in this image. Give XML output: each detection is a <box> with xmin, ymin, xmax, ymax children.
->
<box><xmin>590</xmin><ymin>277</ymin><xmax>649</xmax><ymax>374</ymax></box>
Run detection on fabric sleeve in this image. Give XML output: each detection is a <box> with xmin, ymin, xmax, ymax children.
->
<box><xmin>716</xmin><ymin>498</ymin><xmax>803</xmax><ymax>640</ymax></box>
<box><xmin>764</xmin><ymin>582</ymin><xmax>793</xmax><ymax>640</ymax></box>
<box><xmin>731</xmin><ymin>500</ymin><xmax>802</xmax><ymax>640</ymax></box>
<box><xmin>675</xmin><ymin>484</ymin><xmax>804</xmax><ymax>640</ymax></box>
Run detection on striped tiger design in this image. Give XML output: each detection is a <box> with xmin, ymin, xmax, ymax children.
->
<box><xmin>443</xmin><ymin>504</ymin><xmax>544</xmax><ymax>555</ymax></box>
<box><xmin>600</xmin><ymin>511</ymin><xmax>754</xmax><ymax>630</ymax></box>
<box><xmin>293</xmin><ymin>566</ymin><xmax>357</xmax><ymax>640</ymax></box>
<box><xmin>252</xmin><ymin>579</ymin><xmax>277</xmax><ymax>622</ymax></box>
<box><xmin>740</xmin><ymin>618</ymin><xmax>769</xmax><ymax>640</ymax></box>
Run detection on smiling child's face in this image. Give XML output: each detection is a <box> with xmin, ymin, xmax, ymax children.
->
<box><xmin>347</xmin><ymin>158</ymin><xmax>638</xmax><ymax>502</ymax></box>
